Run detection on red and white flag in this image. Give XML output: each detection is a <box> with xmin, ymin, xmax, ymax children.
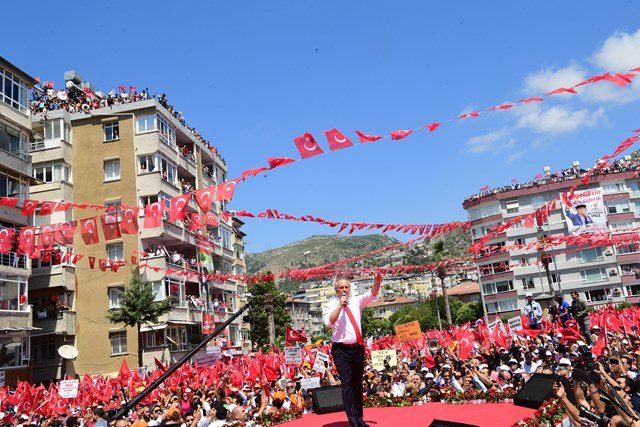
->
<box><xmin>79</xmin><ymin>217</ymin><xmax>100</xmax><ymax>245</ymax></box>
<box><xmin>285</xmin><ymin>326</ymin><xmax>307</xmax><ymax>343</ymax></box>
<box><xmin>324</xmin><ymin>128</ymin><xmax>353</xmax><ymax>151</ymax></box>
<box><xmin>144</xmin><ymin>202</ymin><xmax>164</xmax><ymax>228</ymax></box>
<box><xmin>119</xmin><ymin>205</ymin><xmax>139</xmax><ymax>235</ymax></box>
<box><xmin>294</xmin><ymin>133</ymin><xmax>324</xmax><ymax>159</ymax></box>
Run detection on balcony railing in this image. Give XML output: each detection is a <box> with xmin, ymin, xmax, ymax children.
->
<box><xmin>0</xmin><ymin>252</ymin><xmax>27</xmax><ymax>269</ymax></box>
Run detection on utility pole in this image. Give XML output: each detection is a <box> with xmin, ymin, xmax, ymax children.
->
<box><xmin>266</xmin><ymin>292</ymin><xmax>275</xmax><ymax>346</ymax></box>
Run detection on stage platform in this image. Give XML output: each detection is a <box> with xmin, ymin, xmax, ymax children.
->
<box><xmin>287</xmin><ymin>402</ymin><xmax>536</xmax><ymax>427</ymax></box>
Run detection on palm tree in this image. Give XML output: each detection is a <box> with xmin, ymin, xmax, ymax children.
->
<box><xmin>431</xmin><ymin>240</ymin><xmax>452</xmax><ymax>324</ymax></box>
<box><xmin>107</xmin><ymin>275</ymin><xmax>172</xmax><ymax>368</ymax></box>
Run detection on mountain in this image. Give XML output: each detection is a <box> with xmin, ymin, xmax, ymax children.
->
<box><xmin>245</xmin><ymin>234</ymin><xmax>402</xmax><ymax>274</ymax></box>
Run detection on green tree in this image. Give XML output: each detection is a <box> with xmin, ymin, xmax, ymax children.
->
<box><xmin>454</xmin><ymin>301</ymin><xmax>484</xmax><ymax>324</ymax></box>
<box><xmin>388</xmin><ymin>302</ymin><xmax>442</xmax><ymax>331</ymax></box>
<box><xmin>361</xmin><ymin>307</ymin><xmax>392</xmax><ymax>338</ymax></box>
<box><xmin>246</xmin><ymin>279</ymin><xmax>291</xmax><ymax>350</ymax></box>
<box><xmin>106</xmin><ymin>275</ymin><xmax>172</xmax><ymax>368</ymax></box>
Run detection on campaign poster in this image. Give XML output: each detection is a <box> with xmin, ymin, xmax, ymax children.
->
<box><xmin>560</xmin><ymin>188</ymin><xmax>607</xmax><ymax>235</ymax></box>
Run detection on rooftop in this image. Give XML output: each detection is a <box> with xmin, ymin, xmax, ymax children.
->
<box><xmin>368</xmin><ymin>296</ymin><xmax>416</xmax><ymax>308</ymax></box>
<box><xmin>447</xmin><ymin>281</ymin><xmax>480</xmax><ymax>296</ymax></box>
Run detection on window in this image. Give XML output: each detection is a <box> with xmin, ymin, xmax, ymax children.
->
<box><xmin>607</xmin><ymin>200</ymin><xmax>631</xmax><ymax>214</ymax></box>
<box><xmin>621</xmin><ymin>264</ymin><xmax>640</xmax><ymax>277</ymax></box>
<box><xmin>138</xmin><ymin>154</ymin><xmax>157</xmax><ymax>174</ymax></box>
<box><xmin>479</xmin><ymin>261</ymin><xmax>509</xmax><ymax>276</ymax></box>
<box><xmin>515</xmin><ymin>237</ymin><xmax>525</xmax><ymax>246</ymax></box>
<box><xmin>505</xmin><ymin>200</ymin><xmax>519</xmax><ymax>214</ymax></box>
<box><xmin>220</xmin><ymin>227</ymin><xmax>233</xmax><ymax>250</ymax></box>
<box><xmin>531</xmin><ymin>195</ymin><xmax>546</xmax><ymax>209</ymax></box>
<box><xmin>166</xmin><ymin>326</ymin><xmax>187</xmax><ymax>351</ymax></box>
<box><xmin>108</xmin><ymin>287</ymin><xmax>123</xmax><ymax>308</ymax></box>
<box><xmin>104</xmin><ymin>122</ymin><xmax>120</xmax><ymax>141</ymax></box>
<box><xmin>166</xmin><ymin>277</ymin><xmax>185</xmax><ymax>307</ymax></box>
<box><xmin>522</xmin><ymin>278</ymin><xmax>536</xmax><ymax>290</ymax></box>
<box><xmin>511</xmin><ymin>220</ymin><xmax>523</xmax><ymax>229</ymax></box>
<box><xmin>630</xmin><ymin>182</ymin><xmax>640</xmax><ymax>195</ymax></box>
<box><xmin>472</xmin><ymin>222</ymin><xmax>501</xmax><ymax>239</ymax></box>
<box><xmin>157</xmin><ymin>115</ymin><xmax>176</xmax><ymax>147</ymax></box>
<box><xmin>482</xmin><ymin>280</ymin><xmax>513</xmax><ymax>295</ymax></box>
<box><xmin>136</xmin><ymin>114</ymin><xmax>156</xmax><ymax>133</ymax></box>
<box><xmin>144</xmin><ymin>329</ymin><xmax>165</xmax><ymax>349</ymax></box>
<box><xmin>580</xmin><ymin>268</ymin><xmax>608</xmax><ymax>283</ymax></box>
<box><xmin>0</xmin><ymin>275</ymin><xmax>27</xmax><ymax>311</ymax></box>
<box><xmin>109</xmin><ymin>331</ymin><xmax>127</xmax><ymax>355</ymax></box>
<box><xmin>485</xmin><ymin>298</ymin><xmax>517</xmax><ymax>314</ymax></box>
<box><xmin>44</xmin><ymin>119</ymin><xmax>61</xmax><ymax>140</ymax></box>
<box><xmin>104</xmin><ymin>159</ymin><xmax>121</xmax><ymax>181</ymax></box>
<box><xmin>0</xmin><ymin>68</ymin><xmax>29</xmax><ymax>113</ymax></box>
<box><xmin>32</xmin><ymin>162</ymin><xmax>71</xmax><ymax>183</ymax></box>
<box><xmin>105</xmin><ymin>200</ymin><xmax>122</xmax><ymax>222</ymax></box>
<box><xmin>626</xmin><ymin>284</ymin><xmax>640</xmax><ymax>296</ymax></box>
<box><xmin>584</xmin><ymin>289</ymin><xmax>611</xmax><ymax>303</ymax></box>
<box><xmin>0</xmin><ymin>336</ymin><xmax>29</xmax><ymax>368</ymax></box>
<box><xmin>611</xmin><ymin>221</ymin><xmax>633</xmax><ymax>232</ymax></box>
<box><xmin>32</xmin><ymin>340</ymin><xmax>58</xmax><ymax>365</ymax></box>
<box><xmin>602</xmin><ymin>182</ymin><xmax>626</xmax><ymax>194</ymax></box>
<box><xmin>468</xmin><ymin>203</ymin><xmax>501</xmax><ymax>221</ymax></box>
<box><xmin>579</xmin><ymin>248</ymin><xmax>603</xmax><ymax>263</ymax></box>
<box><xmin>151</xmin><ymin>281</ymin><xmax>165</xmax><ymax>301</ymax></box>
<box><xmin>159</xmin><ymin>156</ymin><xmax>177</xmax><ymax>185</ymax></box>
<box><xmin>619</xmin><ymin>243</ymin><xmax>640</xmax><ymax>254</ymax></box>
<box><xmin>107</xmin><ymin>243</ymin><xmax>124</xmax><ymax>260</ymax></box>
<box><xmin>0</xmin><ymin>121</ymin><xmax>28</xmax><ymax>159</ymax></box>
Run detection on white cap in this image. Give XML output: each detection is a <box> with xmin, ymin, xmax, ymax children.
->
<box><xmin>498</xmin><ymin>364</ymin><xmax>510</xmax><ymax>371</ymax></box>
<box><xmin>425</xmin><ymin>372</ymin><xmax>435</xmax><ymax>379</ymax></box>
<box><xmin>558</xmin><ymin>358</ymin><xmax>571</xmax><ymax>366</ymax></box>
<box><xmin>442</xmin><ymin>364</ymin><xmax>451</xmax><ymax>369</ymax></box>
<box><xmin>526</xmin><ymin>292</ymin><xmax>533</xmax><ymax>297</ymax></box>
<box><xmin>478</xmin><ymin>364</ymin><xmax>488</xmax><ymax>370</ymax></box>
<box><xmin>420</xmin><ymin>366</ymin><xmax>428</xmax><ymax>372</ymax></box>
<box><xmin>623</xmin><ymin>339</ymin><xmax>629</xmax><ymax>345</ymax></box>
<box><xmin>545</xmin><ymin>351</ymin><xmax>552</xmax><ymax>356</ymax></box>
<box><xmin>628</xmin><ymin>371</ymin><xmax>638</xmax><ymax>380</ymax></box>
<box><xmin>508</xmin><ymin>359</ymin><xmax>518</xmax><ymax>365</ymax></box>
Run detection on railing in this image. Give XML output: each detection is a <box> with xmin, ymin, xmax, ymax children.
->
<box><xmin>0</xmin><ymin>252</ymin><xmax>27</xmax><ymax>269</ymax></box>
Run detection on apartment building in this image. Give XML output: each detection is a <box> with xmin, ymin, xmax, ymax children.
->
<box><xmin>29</xmin><ymin>71</ymin><xmax>247</xmax><ymax>380</ymax></box>
<box><xmin>463</xmin><ymin>167</ymin><xmax>640</xmax><ymax>318</ymax></box>
<box><xmin>0</xmin><ymin>57</ymin><xmax>37</xmax><ymax>385</ymax></box>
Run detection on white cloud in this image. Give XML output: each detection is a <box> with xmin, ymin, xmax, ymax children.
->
<box><xmin>506</xmin><ymin>151</ymin><xmax>524</xmax><ymax>163</ymax></box>
<box><xmin>523</xmin><ymin>64</ymin><xmax>586</xmax><ymax>96</ymax></box>
<box><xmin>592</xmin><ymin>29</ymin><xmax>640</xmax><ymax>72</ymax></box>
<box><xmin>465</xmin><ymin>128</ymin><xmax>515</xmax><ymax>153</ymax></box>
<box><xmin>515</xmin><ymin>103</ymin><xmax>606</xmax><ymax>134</ymax></box>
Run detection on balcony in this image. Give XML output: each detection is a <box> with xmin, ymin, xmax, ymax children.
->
<box><xmin>139</xmin><ymin>218</ymin><xmax>197</xmax><ymax>246</ymax></box>
<box><xmin>30</xmin><ymin>264</ymin><xmax>75</xmax><ymax>291</ymax></box>
<box><xmin>32</xmin><ymin>310</ymin><xmax>76</xmax><ymax>336</ymax></box>
<box><xmin>139</xmin><ymin>255</ymin><xmax>200</xmax><ymax>283</ymax></box>
<box><xmin>162</xmin><ymin>307</ymin><xmax>203</xmax><ymax>325</ymax></box>
<box><xmin>0</xmin><ymin>252</ymin><xmax>27</xmax><ymax>271</ymax></box>
<box><xmin>617</xmin><ymin>252</ymin><xmax>640</xmax><ymax>263</ymax></box>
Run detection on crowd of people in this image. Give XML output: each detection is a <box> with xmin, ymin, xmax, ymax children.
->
<box><xmin>464</xmin><ymin>155</ymin><xmax>640</xmax><ymax>204</ymax></box>
<box><xmin>1</xmin><ymin>303</ymin><xmax>639</xmax><ymax>426</ymax></box>
<box><xmin>29</xmin><ymin>81</ymin><xmax>225</xmax><ymax>166</ymax></box>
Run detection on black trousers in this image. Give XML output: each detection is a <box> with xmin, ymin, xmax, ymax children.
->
<box><xmin>331</xmin><ymin>342</ymin><xmax>365</xmax><ymax>427</ymax></box>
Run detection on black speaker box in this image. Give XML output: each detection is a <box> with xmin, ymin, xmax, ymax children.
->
<box><xmin>428</xmin><ymin>420</ymin><xmax>479</xmax><ymax>427</ymax></box>
<box><xmin>312</xmin><ymin>385</ymin><xmax>344</xmax><ymax>414</ymax></box>
<box><xmin>514</xmin><ymin>373</ymin><xmax>557</xmax><ymax>409</ymax></box>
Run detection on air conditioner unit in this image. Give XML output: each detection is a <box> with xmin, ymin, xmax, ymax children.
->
<box><xmin>604</xmin><ymin>250</ymin><xmax>613</xmax><ymax>256</ymax></box>
<box><xmin>610</xmin><ymin>269</ymin><xmax>618</xmax><ymax>276</ymax></box>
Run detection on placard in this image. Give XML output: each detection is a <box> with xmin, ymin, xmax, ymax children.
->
<box><xmin>508</xmin><ymin>316</ymin><xmax>523</xmax><ymax>332</ymax></box>
<box><xmin>193</xmin><ymin>346</ymin><xmax>221</xmax><ymax>367</ymax></box>
<box><xmin>371</xmin><ymin>350</ymin><xmax>397</xmax><ymax>371</ymax></box>
<box><xmin>299</xmin><ymin>377</ymin><xmax>321</xmax><ymax>391</ymax></box>
<box><xmin>59</xmin><ymin>379</ymin><xmax>79</xmax><ymax>399</ymax></box>
<box><xmin>313</xmin><ymin>352</ymin><xmax>330</xmax><ymax>373</ymax></box>
<box><xmin>560</xmin><ymin>188</ymin><xmax>607</xmax><ymax>236</ymax></box>
<box><xmin>394</xmin><ymin>321</ymin><xmax>422</xmax><ymax>343</ymax></box>
<box><xmin>284</xmin><ymin>346</ymin><xmax>302</xmax><ymax>364</ymax></box>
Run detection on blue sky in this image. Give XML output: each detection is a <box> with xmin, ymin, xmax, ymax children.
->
<box><xmin>4</xmin><ymin>1</ymin><xmax>640</xmax><ymax>253</ymax></box>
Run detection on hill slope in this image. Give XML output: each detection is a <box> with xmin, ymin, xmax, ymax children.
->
<box><xmin>246</xmin><ymin>234</ymin><xmax>402</xmax><ymax>274</ymax></box>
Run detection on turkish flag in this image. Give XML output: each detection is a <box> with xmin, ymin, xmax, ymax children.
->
<box><xmin>487</xmin><ymin>103</ymin><xmax>513</xmax><ymax>111</ymax></box>
<box><xmin>169</xmin><ymin>194</ymin><xmax>190</xmax><ymax>222</ymax></box>
<box><xmin>0</xmin><ymin>197</ymin><xmax>18</xmax><ymax>207</ymax></box>
<box><xmin>294</xmin><ymin>133</ymin><xmax>324</xmax><ymax>159</ymax></box>
<box><xmin>425</xmin><ymin>122</ymin><xmax>441</xmax><ymax>132</ymax></box>
<box><xmin>241</xmin><ymin>166</ymin><xmax>269</xmax><ymax>180</ymax></box>
<box><xmin>0</xmin><ymin>228</ymin><xmax>14</xmax><ymax>253</ymax></box>
<box><xmin>390</xmin><ymin>129</ymin><xmax>413</xmax><ymax>140</ymax></box>
<box><xmin>72</xmin><ymin>254</ymin><xmax>84</xmax><ymax>265</ymax></box>
<box><xmin>324</xmin><ymin>128</ymin><xmax>353</xmax><ymax>151</ymax></box>
<box><xmin>99</xmin><ymin>258</ymin><xmax>108</xmax><ymax>272</ymax></box>
<box><xmin>205</xmin><ymin>212</ymin><xmax>219</xmax><ymax>227</ymax></box>
<box><xmin>38</xmin><ymin>201</ymin><xmax>56</xmax><ymax>216</ymax></box>
<box><xmin>144</xmin><ymin>202</ymin><xmax>164</xmax><ymax>228</ymax></box>
<box><xmin>120</xmin><ymin>205</ymin><xmax>139</xmax><ymax>235</ymax></box>
<box><xmin>54</xmin><ymin>202</ymin><xmax>73</xmax><ymax>212</ymax></box>
<box><xmin>546</xmin><ymin>87</ymin><xmax>577</xmax><ymax>96</ymax></box>
<box><xmin>21</xmin><ymin>199</ymin><xmax>39</xmax><ymax>216</ymax></box>
<box><xmin>38</xmin><ymin>224</ymin><xmax>56</xmax><ymax>251</ymax></box>
<box><xmin>355</xmin><ymin>130</ymin><xmax>383</xmax><ymax>143</ymax></box>
<box><xmin>195</xmin><ymin>186</ymin><xmax>215</xmax><ymax>211</ymax></box>
<box><xmin>79</xmin><ymin>217</ymin><xmax>100</xmax><ymax>245</ymax></box>
<box><xmin>267</xmin><ymin>157</ymin><xmax>296</xmax><ymax>169</ymax></box>
<box><xmin>285</xmin><ymin>326</ymin><xmax>307</xmax><ymax>343</ymax></box>
<box><xmin>216</xmin><ymin>179</ymin><xmax>240</xmax><ymax>201</ymax></box>
<box><xmin>18</xmin><ymin>227</ymin><xmax>36</xmax><ymax>255</ymax></box>
<box><xmin>189</xmin><ymin>212</ymin><xmax>203</xmax><ymax>231</ymax></box>
<box><xmin>100</xmin><ymin>213</ymin><xmax>122</xmax><ymax>241</ymax></box>
<box><xmin>458</xmin><ymin>111</ymin><xmax>480</xmax><ymax>119</ymax></box>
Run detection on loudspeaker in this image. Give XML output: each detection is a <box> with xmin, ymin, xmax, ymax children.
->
<box><xmin>514</xmin><ymin>373</ymin><xmax>556</xmax><ymax>408</ymax></box>
<box><xmin>428</xmin><ymin>420</ymin><xmax>479</xmax><ymax>427</ymax></box>
<box><xmin>312</xmin><ymin>385</ymin><xmax>344</xmax><ymax>414</ymax></box>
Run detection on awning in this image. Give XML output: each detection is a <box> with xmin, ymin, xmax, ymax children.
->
<box><xmin>140</xmin><ymin>324</ymin><xmax>167</xmax><ymax>333</ymax></box>
<box><xmin>167</xmin><ymin>320</ymin><xmax>197</xmax><ymax>325</ymax></box>
<box><xmin>0</xmin><ymin>326</ymin><xmax>41</xmax><ymax>333</ymax></box>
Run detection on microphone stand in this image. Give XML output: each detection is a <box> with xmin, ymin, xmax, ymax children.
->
<box><xmin>110</xmin><ymin>298</ymin><xmax>253</xmax><ymax>420</ymax></box>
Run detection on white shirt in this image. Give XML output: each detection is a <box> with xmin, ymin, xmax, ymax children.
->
<box><xmin>323</xmin><ymin>291</ymin><xmax>377</xmax><ymax>344</ymax></box>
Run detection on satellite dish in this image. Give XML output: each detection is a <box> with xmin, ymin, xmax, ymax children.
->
<box><xmin>58</xmin><ymin>345</ymin><xmax>79</xmax><ymax>360</ymax></box>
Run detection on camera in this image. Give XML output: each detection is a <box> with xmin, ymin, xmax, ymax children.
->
<box><xmin>579</xmin><ymin>406</ymin><xmax>611</xmax><ymax>427</ymax></box>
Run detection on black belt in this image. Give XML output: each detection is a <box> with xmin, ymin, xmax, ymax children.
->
<box><xmin>332</xmin><ymin>342</ymin><xmax>363</xmax><ymax>349</ymax></box>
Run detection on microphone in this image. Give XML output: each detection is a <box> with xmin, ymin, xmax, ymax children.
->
<box><xmin>341</xmin><ymin>291</ymin><xmax>348</xmax><ymax>306</ymax></box>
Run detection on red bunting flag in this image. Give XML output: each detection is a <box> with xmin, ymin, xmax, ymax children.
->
<box><xmin>100</xmin><ymin>213</ymin><xmax>122</xmax><ymax>241</ymax></box>
<box><xmin>390</xmin><ymin>129</ymin><xmax>413</xmax><ymax>140</ymax></box>
<box><xmin>54</xmin><ymin>221</ymin><xmax>77</xmax><ymax>244</ymax></box>
<box><xmin>99</xmin><ymin>258</ymin><xmax>108</xmax><ymax>272</ymax></box>
<box><xmin>54</xmin><ymin>201</ymin><xmax>73</xmax><ymax>212</ymax></box>
<box><xmin>38</xmin><ymin>224</ymin><xmax>55</xmax><ymax>251</ymax></box>
<box><xmin>21</xmin><ymin>200</ymin><xmax>39</xmax><ymax>216</ymax></box>
<box><xmin>79</xmin><ymin>217</ymin><xmax>100</xmax><ymax>245</ymax></box>
<box><xmin>38</xmin><ymin>201</ymin><xmax>56</xmax><ymax>216</ymax></box>
<box><xmin>546</xmin><ymin>87</ymin><xmax>577</xmax><ymax>96</ymax></box>
<box><xmin>487</xmin><ymin>103</ymin><xmax>513</xmax><ymax>111</ymax></box>
<box><xmin>241</xmin><ymin>166</ymin><xmax>269</xmax><ymax>180</ymax></box>
<box><xmin>324</xmin><ymin>128</ymin><xmax>353</xmax><ymax>151</ymax></box>
<box><xmin>0</xmin><ymin>228</ymin><xmax>14</xmax><ymax>254</ymax></box>
<box><xmin>355</xmin><ymin>130</ymin><xmax>383</xmax><ymax>143</ymax></box>
<box><xmin>267</xmin><ymin>157</ymin><xmax>296</xmax><ymax>169</ymax></box>
<box><xmin>18</xmin><ymin>227</ymin><xmax>36</xmax><ymax>255</ymax></box>
<box><xmin>293</xmin><ymin>133</ymin><xmax>325</xmax><ymax>159</ymax></box>
<box><xmin>425</xmin><ymin>122</ymin><xmax>441</xmax><ymax>132</ymax></box>
<box><xmin>120</xmin><ymin>205</ymin><xmax>139</xmax><ymax>235</ymax></box>
<box><xmin>169</xmin><ymin>194</ymin><xmax>190</xmax><ymax>222</ymax></box>
<box><xmin>458</xmin><ymin>111</ymin><xmax>480</xmax><ymax>119</ymax></box>
<box><xmin>0</xmin><ymin>197</ymin><xmax>18</xmax><ymax>207</ymax></box>
<box><xmin>517</xmin><ymin>97</ymin><xmax>543</xmax><ymax>103</ymax></box>
<box><xmin>205</xmin><ymin>212</ymin><xmax>219</xmax><ymax>227</ymax></box>
<box><xmin>216</xmin><ymin>179</ymin><xmax>240</xmax><ymax>201</ymax></box>
<box><xmin>144</xmin><ymin>202</ymin><xmax>164</xmax><ymax>228</ymax></box>
<box><xmin>195</xmin><ymin>187</ymin><xmax>215</xmax><ymax>211</ymax></box>
<box><xmin>285</xmin><ymin>326</ymin><xmax>307</xmax><ymax>343</ymax></box>
<box><xmin>190</xmin><ymin>212</ymin><xmax>203</xmax><ymax>231</ymax></box>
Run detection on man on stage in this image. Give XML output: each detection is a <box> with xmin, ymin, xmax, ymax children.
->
<box><xmin>323</xmin><ymin>271</ymin><xmax>382</xmax><ymax>427</ymax></box>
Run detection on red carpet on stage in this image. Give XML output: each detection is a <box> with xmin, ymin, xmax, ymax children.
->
<box><xmin>286</xmin><ymin>402</ymin><xmax>536</xmax><ymax>427</ymax></box>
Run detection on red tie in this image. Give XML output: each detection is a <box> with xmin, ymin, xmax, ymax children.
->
<box><xmin>344</xmin><ymin>305</ymin><xmax>363</xmax><ymax>345</ymax></box>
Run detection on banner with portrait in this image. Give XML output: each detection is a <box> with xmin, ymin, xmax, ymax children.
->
<box><xmin>560</xmin><ymin>188</ymin><xmax>607</xmax><ymax>235</ymax></box>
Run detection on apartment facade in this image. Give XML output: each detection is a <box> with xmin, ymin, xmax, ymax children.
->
<box><xmin>463</xmin><ymin>170</ymin><xmax>640</xmax><ymax>318</ymax></box>
<box><xmin>0</xmin><ymin>57</ymin><xmax>37</xmax><ymax>385</ymax></box>
<box><xmin>29</xmin><ymin>71</ymin><xmax>248</xmax><ymax>380</ymax></box>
